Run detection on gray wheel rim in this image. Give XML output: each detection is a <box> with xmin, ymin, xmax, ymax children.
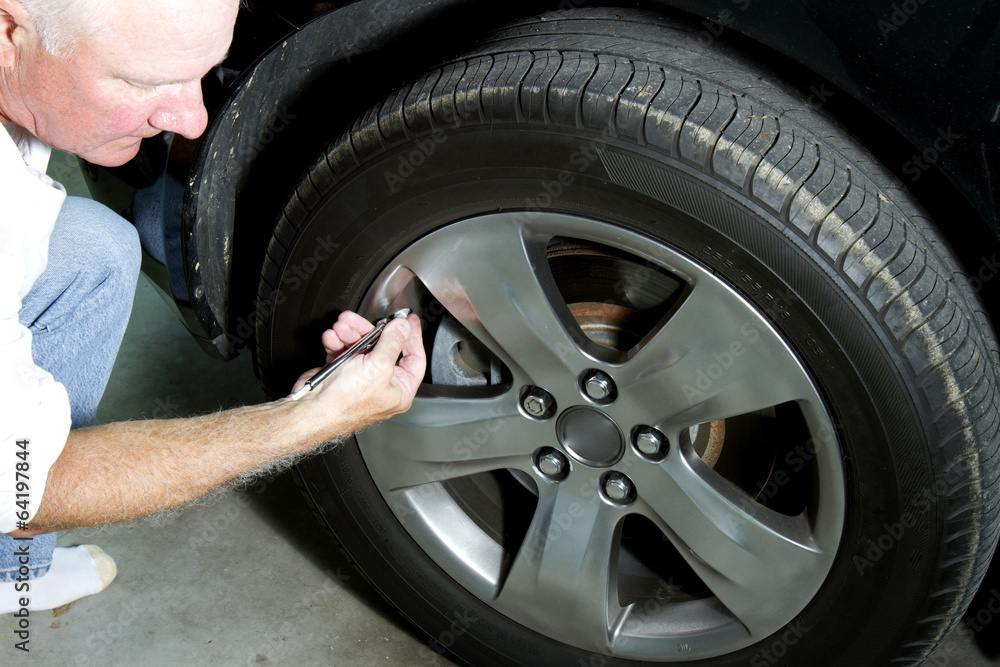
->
<box><xmin>356</xmin><ymin>212</ymin><xmax>845</xmax><ymax>661</ymax></box>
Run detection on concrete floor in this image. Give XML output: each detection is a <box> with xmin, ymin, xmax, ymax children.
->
<box><xmin>1</xmin><ymin>154</ymin><xmax>1000</xmax><ymax>665</ymax></box>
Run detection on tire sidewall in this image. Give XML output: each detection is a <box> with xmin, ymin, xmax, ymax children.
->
<box><xmin>274</xmin><ymin>126</ymin><xmax>946</xmax><ymax>666</ymax></box>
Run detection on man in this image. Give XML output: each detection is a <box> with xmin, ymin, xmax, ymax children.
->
<box><xmin>0</xmin><ymin>0</ymin><xmax>425</xmax><ymax>612</ymax></box>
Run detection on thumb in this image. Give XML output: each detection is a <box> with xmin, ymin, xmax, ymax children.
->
<box><xmin>368</xmin><ymin>319</ymin><xmax>410</xmax><ymax>371</ymax></box>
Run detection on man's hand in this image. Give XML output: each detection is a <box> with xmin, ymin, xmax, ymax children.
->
<box><xmin>289</xmin><ymin>310</ymin><xmax>425</xmax><ymax>435</ymax></box>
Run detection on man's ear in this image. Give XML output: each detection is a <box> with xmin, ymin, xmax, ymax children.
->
<box><xmin>0</xmin><ymin>1</ymin><xmax>33</xmax><ymax>68</ymax></box>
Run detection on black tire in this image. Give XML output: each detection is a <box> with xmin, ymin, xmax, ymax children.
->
<box><xmin>256</xmin><ymin>8</ymin><xmax>1000</xmax><ymax>666</ymax></box>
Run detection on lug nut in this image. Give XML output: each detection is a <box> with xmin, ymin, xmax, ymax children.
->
<box><xmin>581</xmin><ymin>370</ymin><xmax>616</xmax><ymax>403</ymax></box>
<box><xmin>603</xmin><ymin>473</ymin><xmax>633</xmax><ymax>502</ymax></box>
<box><xmin>522</xmin><ymin>387</ymin><xmax>555</xmax><ymax>419</ymax></box>
<box><xmin>634</xmin><ymin>426</ymin><xmax>667</xmax><ymax>457</ymax></box>
<box><xmin>538</xmin><ymin>450</ymin><xmax>568</xmax><ymax>477</ymax></box>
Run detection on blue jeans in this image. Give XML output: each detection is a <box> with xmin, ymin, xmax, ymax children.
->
<box><xmin>0</xmin><ymin>197</ymin><xmax>140</xmax><ymax>582</ymax></box>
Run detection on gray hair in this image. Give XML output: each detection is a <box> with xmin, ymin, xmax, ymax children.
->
<box><xmin>17</xmin><ymin>0</ymin><xmax>112</xmax><ymax>57</ymax></box>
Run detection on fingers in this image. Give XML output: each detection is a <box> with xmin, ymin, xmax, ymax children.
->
<box><xmin>337</xmin><ymin>310</ymin><xmax>376</xmax><ymax>335</ymax></box>
<box><xmin>315</xmin><ymin>310</ymin><xmax>425</xmax><ymax>408</ymax></box>
<box><xmin>361</xmin><ymin>315</ymin><xmax>425</xmax><ymax>415</ymax></box>
<box><xmin>366</xmin><ymin>317</ymin><xmax>410</xmax><ymax>372</ymax></box>
<box><xmin>321</xmin><ymin>311</ymin><xmax>376</xmax><ymax>359</ymax></box>
<box><xmin>292</xmin><ymin>311</ymin><xmax>426</xmax><ymax>434</ymax></box>
<box><xmin>395</xmin><ymin>314</ymin><xmax>426</xmax><ymax>397</ymax></box>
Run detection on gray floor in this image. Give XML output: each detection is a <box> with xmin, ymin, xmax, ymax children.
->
<box><xmin>1</xmin><ymin>154</ymin><xmax>999</xmax><ymax>665</ymax></box>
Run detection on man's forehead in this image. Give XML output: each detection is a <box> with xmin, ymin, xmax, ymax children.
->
<box><xmin>92</xmin><ymin>0</ymin><xmax>238</xmax><ymax>82</ymax></box>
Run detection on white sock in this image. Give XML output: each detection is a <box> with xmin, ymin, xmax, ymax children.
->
<box><xmin>0</xmin><ymin>545</ymin><xmax>116</xmax><ymax>613</ymax></box>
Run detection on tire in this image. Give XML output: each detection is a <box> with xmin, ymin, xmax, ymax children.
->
<box><xmin>255</xmin><ymin>8</ymin><xmax>1000</xmax><ymax>665</ymax></box>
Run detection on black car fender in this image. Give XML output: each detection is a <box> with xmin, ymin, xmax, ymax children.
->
<box><xmin>184</xmin><ymin>0</ymin><xmax>486</xmax><ymax>359</ymax></box>
<box><xmin>182</xmin><ymin>0</ymin><xmax>1000</xmax><ymax>360</ymax></box>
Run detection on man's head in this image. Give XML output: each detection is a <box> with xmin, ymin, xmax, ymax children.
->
<box><xmin>0</xmin><ymin>0</ymin><xmax>239</xmax><ymax>166</ymax></box>
<box><xmin>17</xmin><ymin>0</ymin><xmax>111</xmax><ymax>58</ymax></box>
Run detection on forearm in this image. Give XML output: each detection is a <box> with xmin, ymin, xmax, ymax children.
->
<box><xmin>7</xmin><ymin>311</ymin><xmax>423</xmax><ymax>536</ymax></box>
<box><xmin>23</xmin><ymin>397</ymin><xmax>346</xmax><ymax>532</ymax></box>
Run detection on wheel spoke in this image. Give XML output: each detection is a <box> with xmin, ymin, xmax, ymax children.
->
<box><xmin>359</xmin><ymin>392</ymin><xmax>539</xmax><ymax>490</ymax></box>
<box><xmin>399</xmin><ymin>217</ymin><xmax>589</xmax><ymax>386</ymax></box>
<box><xmin>494</xmin><ymin>481</ymin><xmax>623</xmax><ymax>648</ymax></box>
<box><xmin>631</xmin><ymin>456</ymin><xmax>828</xmax><ymax>635</ymax></box>
<box><xmin>616</xmin><ymin>277</ymin><xmax>816</xmax><ymax>431</ymax></box>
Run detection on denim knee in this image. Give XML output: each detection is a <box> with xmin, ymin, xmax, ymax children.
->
<box><xmin>57</xmin><ymin>196</ymin><xmax>141</xmax><ymax>300</ymax></box>
<box><xmin>21</xmin><ymin>196</ymin><xmax>142</xmax><ymax>426</ymax></box>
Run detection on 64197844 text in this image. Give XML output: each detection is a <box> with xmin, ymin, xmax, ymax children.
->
<box><xmin>11</xmin><ymin>437</ymin><xmax>32</xmax><ymax>652</ymax></box>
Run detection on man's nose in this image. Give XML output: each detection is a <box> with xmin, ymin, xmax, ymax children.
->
<box><xmin>148</xmin><ymin>81</ymin><xmax>210</xmax><ymax>140</ymax></box>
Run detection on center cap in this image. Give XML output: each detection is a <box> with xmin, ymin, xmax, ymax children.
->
<box><xmin>555</xmin><ymin>407</ymin><xmax>624</xmax><ymax>467</ymax></box>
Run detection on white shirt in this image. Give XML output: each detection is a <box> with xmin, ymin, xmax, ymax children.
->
<box><xmin>0</xmin><ymin>124</ymin><xmax>71</xmax><ymax>533</ymax></box>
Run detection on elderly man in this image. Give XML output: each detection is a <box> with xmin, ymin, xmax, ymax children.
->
<box><xmin>0</xmin><ymin>0</ymin><xmax>425</xmax><ymax>612</ymax></box>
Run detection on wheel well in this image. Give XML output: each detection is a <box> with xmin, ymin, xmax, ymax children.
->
<box><xmin>196</xmin><ymin>0</ymin><xmax>1000</xmax><ymax>363</ymax></box>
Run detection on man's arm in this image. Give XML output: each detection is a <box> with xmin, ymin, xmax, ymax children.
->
<box><xmin>12</xmin><ymin>313</ymin><xmax>424</xmax><ymax>534</ymax></box>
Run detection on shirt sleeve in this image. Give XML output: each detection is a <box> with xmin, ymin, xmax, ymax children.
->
<box><xmin>0</xmin><ymin>127</ymin><xmax>71</xmax><ymax>533</ymax></box>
